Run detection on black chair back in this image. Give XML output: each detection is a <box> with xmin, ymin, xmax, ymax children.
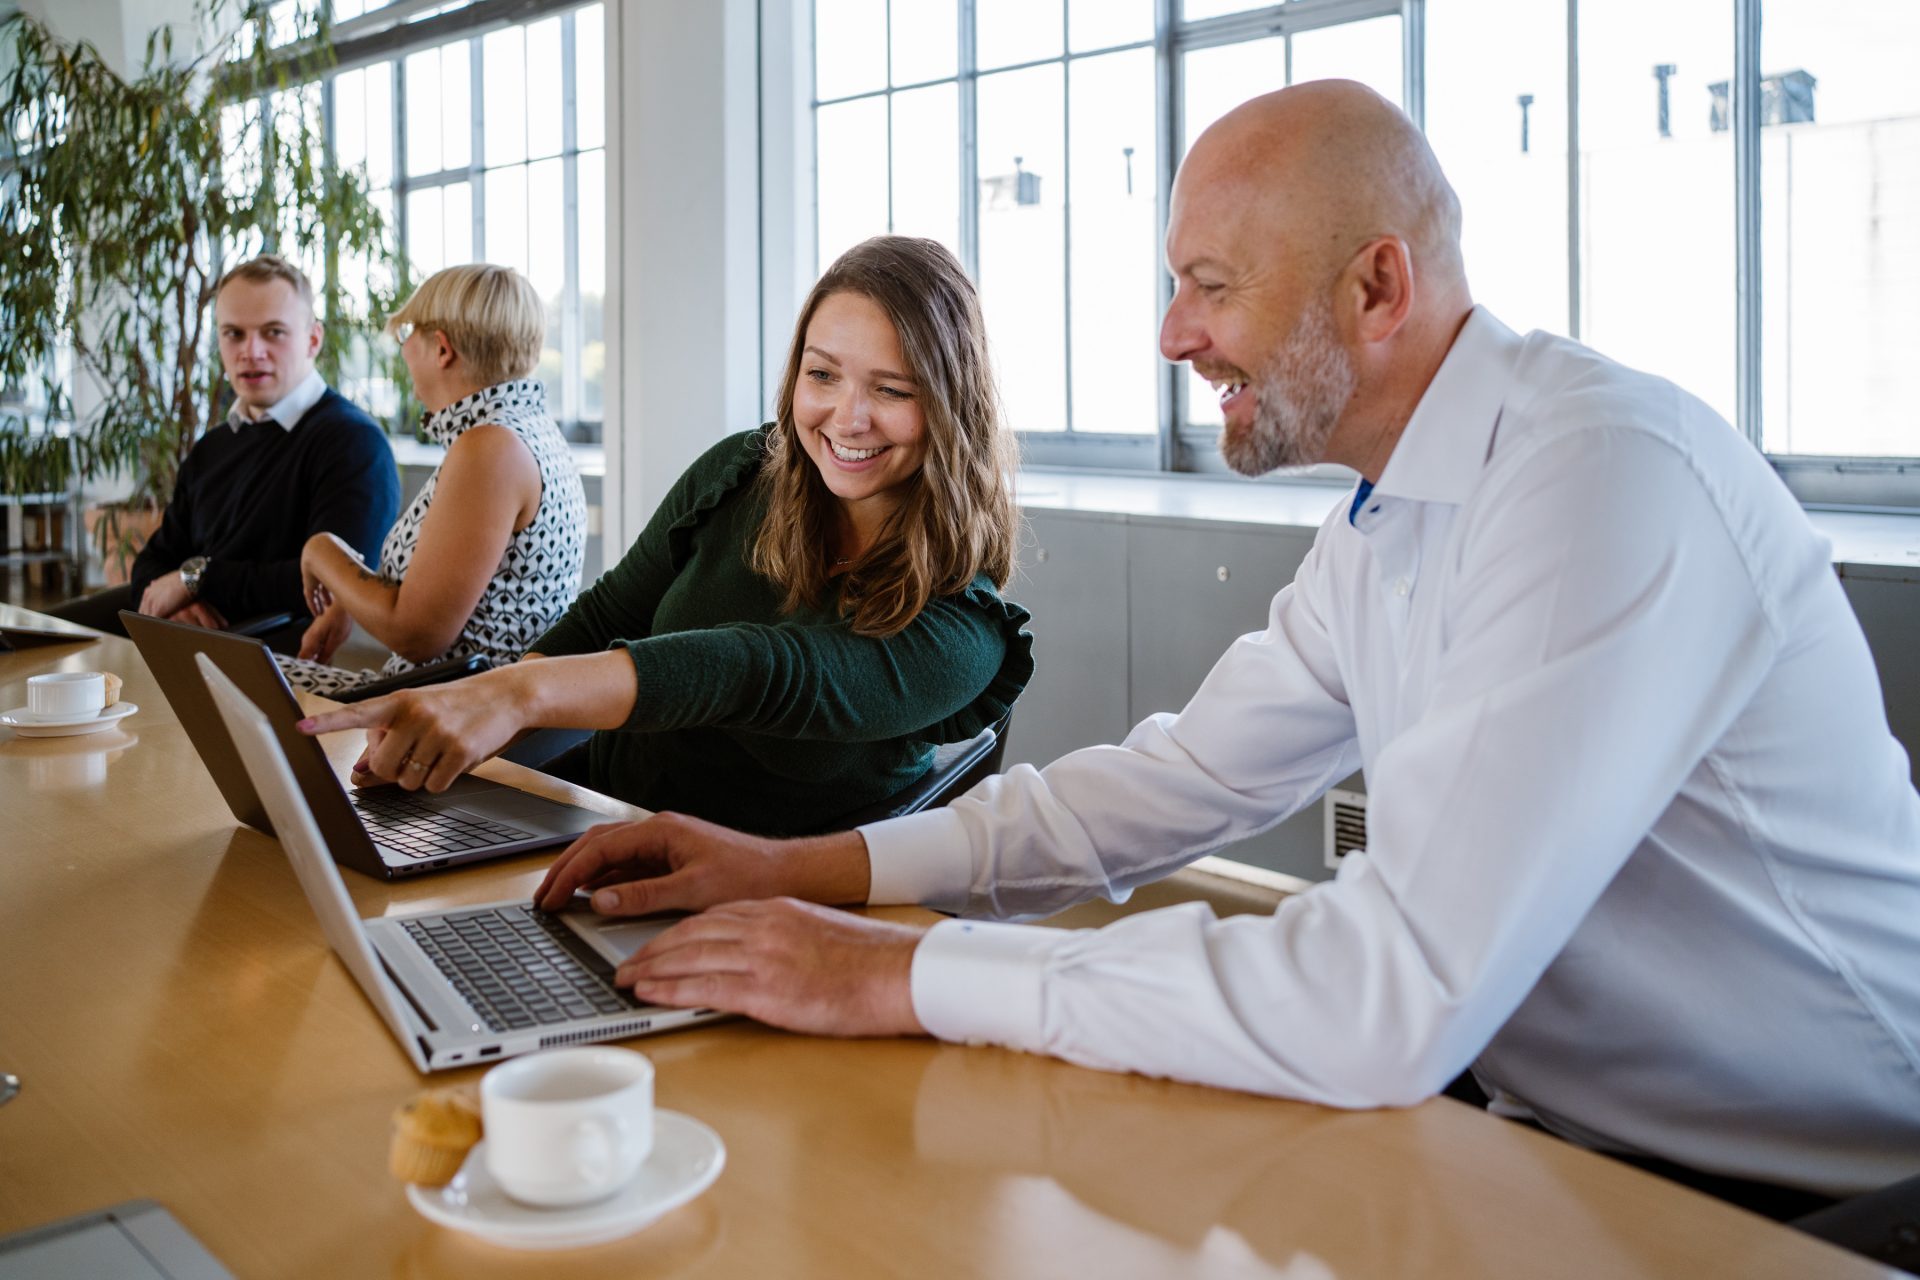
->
<box><xmin>809</xmin><ymin>710</ymin><xmax>1012</xmax><ymax>833</ymax></box>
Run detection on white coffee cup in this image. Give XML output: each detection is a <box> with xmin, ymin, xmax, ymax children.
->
<box><xmin>482</xmin><ymin>1047</ymin><xmax>655</xmax><ymax>1208</ymax></box>
<box><xmin>25</xmin><ymin>671</ymin><xmax>106</xmax><ymax>722</ymax></box>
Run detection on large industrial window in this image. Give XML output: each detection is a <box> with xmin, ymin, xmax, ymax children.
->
<box><xmin>300</xmin><ymin>0</ymin><xmax>606</xmax><ymax>442</ymax></box>
<box><xmin>810</xmin><ymin>0</ymin><xmax>1920</xmax><ymax>503</ymax></box>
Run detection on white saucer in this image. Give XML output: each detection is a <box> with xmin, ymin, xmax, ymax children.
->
<box><xmin>407</xmin><ymin>1110</ymin><xmax>725</xmax><ymax>1251</ymax></box>
<box><xmin>0</xmin><ymin>702</ymin><xmax>138</xmax><ymax>738</ymax></box>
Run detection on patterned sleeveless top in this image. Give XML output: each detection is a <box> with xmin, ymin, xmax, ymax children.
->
<box><xmin>280</xmin><ymin>379</ymin><xmax>587</xmax><ymax>696</ymax></box>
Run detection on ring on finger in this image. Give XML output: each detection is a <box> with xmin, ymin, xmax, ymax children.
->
<box><xmin>403</xmin><ymin>757</ymin><xmax>429</xmax><ymax>773</ymax></box>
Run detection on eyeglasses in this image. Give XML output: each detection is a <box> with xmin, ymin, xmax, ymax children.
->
<box><xmin>393</xmin><ymin>322</ymin><xmax>415</xmax><ymax>344</ymax></box>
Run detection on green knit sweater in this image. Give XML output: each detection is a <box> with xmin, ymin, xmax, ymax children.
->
<box><xmin>532</xmin><ymin>428</ymin><xmax>1035</xmax><ymax>835</ymax></box>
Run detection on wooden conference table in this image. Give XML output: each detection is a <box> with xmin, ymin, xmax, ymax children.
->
<box><xmin>0</xmin><ymin>607</ymin><xmax>1898</xmax><ymax>1279</ymax></box>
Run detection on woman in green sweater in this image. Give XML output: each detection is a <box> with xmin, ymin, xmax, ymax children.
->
<box><xmin>300</xmin><ymin>236</ymin><xmax>1033</xmax><ymax>836</ymax></box>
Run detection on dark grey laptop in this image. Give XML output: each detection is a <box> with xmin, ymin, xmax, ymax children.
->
<box><xmin>124</xmin><ymin>612</ymin><xmax>605</xmax><ymax>880</ymax></box>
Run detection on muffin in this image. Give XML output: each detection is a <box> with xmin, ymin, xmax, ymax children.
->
<box><xmin>389</xmin><ymin>1087</ymin><xmax>484</xmax><ymax>1186</ymax></box>
<box><xmin>102</xmin><ymin>673</ymin><xmax>123</xmax><ymax>708</ymax></box>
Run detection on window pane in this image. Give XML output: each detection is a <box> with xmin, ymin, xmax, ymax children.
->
<box><xmin>526</xmin><ymin>156</ymin><xmax>566</xmax><ymax>298</ymax></box>
<box><xmin>815</xmin><ymin>0</ymin><xmax>887</xmax><ymax>101</ymax></box>
<box><xmin>443</xmin><ymin>179</ymin><xmax>473</xmax><ymax>266</ymax></box>
<box><xmin>1070</xmin><ymin>0</ymin><xmax>1151</xmax><ymax>53</ymax></box>
<box><xmin>977</xmin><ymin>0</ymin><xmax>1062</xmax><ymax>71</ymax></box>
<box><xmin>815</xmin><ymin>96</ymin><xmax>890</xmax><ymax>270</ymax></box>
<box><xmin>577</xmin><ymin>5</ymin><xmax>605</xmax><ymax>150</ymax></box>
<box><xmin>527</xmin><ymin>155</ymin><xmax>565</xmax><ymax>404</ymax></box>
<box><xmin>1069</xmin><ymin>48</ymin><xmax>1157</xmax><ymax>435</ymax></box>
<box><xmin>1760</xmin><ymin>0</ymin><xmax>1920</xmax><ymax>456</ymax></box>
<box><xmin>222</xmin><ymin>100</ymin><xmax>262</xmax><ymax>196</ymax></box>
<box><xmin>441</xmin><ymin>39</ymin><xmax>471</xmax><ymax>171</ymax></box>
<box><xmin>978</xmin><ymin>64</ymin><xmax>1067</xmax><ymax>432</ymax></box>
<box><xmin>333</xmin><ymin>67</ymin><xmax>366</xmax><ymax>173</ymax></box>
<box><xmin>484</xmin><ymin>26</ymin><xmax>527</xmax><ymax>167</ymax></box>
<box><xmin>1182</xmin><ymin>0</ymin><xmax>1262</xmax><ymax>21</ymax></box>
<box><xmin>485</xmin><ymin>165</ymin><xmax>529</xmax><ymax>275</ymax></box>
<box><xmin>268</xmin><ymin>0</ymin><xmax>300</xmax><ymax>48</ymax></box>
<box><xmin>579</xmin><ymin>149</ymin><xmax>606</xmax><ymax>420</ymax></box>
<box><xmin>365</xmin><ymin>61</ymin><xmax>394</xmax><ymax>189</ymax></box>
<box><xmin>407</xmin><ymin>185</ymin><xmax>444</xmax><ymax>275</ymax></box>
<box><xmin>1289</xmin><ymin>16</ymin><xmax>1402</xmax><ymax>107</ymax></box>
<box><xmin>405</xmin><ymin>47</ymin><xmax>441</xmax><ymax>175</ymax></box>
<box><xmin>526</xmin><ymin>17</ymin><xmax>564</xmax><ymax>159</ymax></box>
<box><xmin>1180</xmin><ymin>36</ymin><xmax>1284</xmax><ymax>427</ymax></box>
<box><xmin>1426</xmin><ymin>0</ymin><xmax>1569</xmax><ymax>337</ymax></box>
<box><xmin>1182</xmin><ymin>37</ymin><xmax>1284</xmax><ymax>150</ymax></box>
<box><xmin>1579</xmin><ymin>2</ymin><xmax>1735</xmax><ymax>426</ymax></box>
<box><xmin>890</xmin><ymin>0</ymin><xmax>956</xmax><ymax>85</ymax></box>
<box><xmin>889</xmin><ymin>83</ymin><xmax>960</xmax><ymax>251</ymax></box>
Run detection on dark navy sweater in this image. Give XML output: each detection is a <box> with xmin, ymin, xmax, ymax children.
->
<box><xmin>129</xmin><ymin>388</ymin><xmax>400</xmax><ymax>622</ymax></box>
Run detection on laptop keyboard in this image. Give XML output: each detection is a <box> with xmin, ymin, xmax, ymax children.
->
<box><xmin>401</xmin><ymin>905</ymin><xmax>639</xmax><ymax>1032</ymax></box>
<box><xmin>351</xmin><ymin>789</ymin><xmax>534</xmax><ymax>859</ymax></box>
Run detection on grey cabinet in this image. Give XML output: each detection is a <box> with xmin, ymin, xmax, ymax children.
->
<box><xmin>1125</xmin><ymin>521</ymin><xmax>1314</xmax><ymax>716</ymax></box>
<box><xmin>1002</xmin><ymin>510</ymin><xmax>1132</xmax><ymax>769</ymax></box>
<box><xmin>1841</xmin><ymin>566</ymin><xmax>1920</xmax><ymax>785</ymax></box>
<box><xmin>1126</xmin><ymin>520</ymin><xmax>1348</xmax><ymax>883</ymax></box>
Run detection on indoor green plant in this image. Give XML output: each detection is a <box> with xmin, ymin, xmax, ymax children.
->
<box><xmin>0</xmin><ymin>0</ymin><xmax>405</xmax><ymax>576</ymax></box>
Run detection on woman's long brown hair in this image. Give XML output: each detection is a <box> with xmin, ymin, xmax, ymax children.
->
<box><xmin>749</xmin><ymin>236</ymin><xmax>1019</xmax><ymax>638</ymax></box>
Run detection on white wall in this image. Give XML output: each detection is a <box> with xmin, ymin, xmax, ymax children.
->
<box><xmin>600</xmin><ymin>0</ymin><xmax>764</xmax><ymax>557</ymax></box>
<box><xmin>18</xmin><ymin>0</ymin><xmax>198</xmax><ymax>77</ymax></box>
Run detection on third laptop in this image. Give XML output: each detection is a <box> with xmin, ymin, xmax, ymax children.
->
<box><xmin>124</xmin><ymin>611</ymin><xmax>607</xmax><ymax>880</ymax></box>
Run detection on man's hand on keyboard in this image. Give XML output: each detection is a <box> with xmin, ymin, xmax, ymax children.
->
<box><xmin>535</xmin><ymin>813</ymin><xmax>873</xmax><ymax>917</ymax></box>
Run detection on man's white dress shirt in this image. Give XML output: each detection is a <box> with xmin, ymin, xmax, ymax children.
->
<box><xmin>863</xmin><ymin>307</ymin><xmax>1920</xmax><ymax>1196</ymax></box>
<box><xmin>227</xmin><ymin>367</ymin><xmax>326</xmax><ymax>431</ymax></box>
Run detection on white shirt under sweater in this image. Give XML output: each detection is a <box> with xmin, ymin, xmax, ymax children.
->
<box><xmin>862</xmin><ymin>307</ymin><xmax>1920</xmax><ymax>1197</ymax></box>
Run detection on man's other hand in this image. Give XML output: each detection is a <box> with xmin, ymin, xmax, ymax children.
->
<box><xmin>617</xmin><ymin>898</ymin><xmax>926</xmax><ymax>1038</ymax></box>
<box><xmin>138</xmin><ymin>570</ymin><xmax>192</xmax><ymax>618</ymax></box>
<box><xmin>167</xmin><ymin>601</ymin><xmax>228</xmax><ymax>630</ymax></box>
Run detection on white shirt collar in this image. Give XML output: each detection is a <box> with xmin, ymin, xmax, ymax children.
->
<box><xmin>228</xmin><ymin>367</ymin><xmax>328</xmax><ymax>432</ymax></box>
<box><xmin>1372</xmin><ymin>305</ymin><xmax>1526</xmax><ymax>507</ymax></box>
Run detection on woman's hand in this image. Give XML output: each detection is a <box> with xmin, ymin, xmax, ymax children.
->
<box><xmin>300</xmin><ymin>531</ymin><xmax>367</xmax><ymax>619</ymax></box>
<box><xmin>298</xmin><ymin>601</ymin><xmax>354</xmax><ymax>664</ymax></box>
<box><xmin>297</xmin><ymin>670</ymin><xmax>531</xmax><ymax>792</ymax></box>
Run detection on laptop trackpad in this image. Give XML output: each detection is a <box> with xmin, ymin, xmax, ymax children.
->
<box><xmin>560</xmin><ymin>914</ymin><xmax>678</xmax><ymax>966</ymax></box>
<box><xmin>443</xmin><ymin>788</ymin><xmax>592</xmax><ymax>835</ymax></box>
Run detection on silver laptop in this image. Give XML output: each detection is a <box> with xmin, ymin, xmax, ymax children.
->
<box><xmin>196</xmin><ymin>652</ymin><xmax>723</xmax><ymax>1071</ymax></box>
<box><xmin>124</xmin><ymin>611</ymin><xmax>605</xmax><ymax>880</ymax></box>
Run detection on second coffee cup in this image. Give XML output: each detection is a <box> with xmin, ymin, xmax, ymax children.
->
<box><xmin>481</xmin><ymin>1046</ymin><xmax>655</xmax><ymax>1208</ymax></box>
<box><xmin>25</xmin><ymin>671</ymin><xmax>106</xmax><ymax>721</ymax></box>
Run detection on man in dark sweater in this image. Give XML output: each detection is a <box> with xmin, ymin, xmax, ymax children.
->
<box><xmin>48</xmin><ymin>255</ymin><xmax>398</xmax><ymax>643</ymax></box>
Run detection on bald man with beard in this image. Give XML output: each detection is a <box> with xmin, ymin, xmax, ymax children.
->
<box><xmin>526</xmin><ymin>83</ymin><xmax>1920</xmax><ymax>1207</ymax></box>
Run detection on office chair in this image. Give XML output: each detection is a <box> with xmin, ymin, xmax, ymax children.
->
<box><xmin>807</xmin><ymin>709</ymin><xmax>1012</xmax><ymax>833</ymax></box>
<box><xmin>1792</xmin><ymin>1171</ymin><xmax>1920</xmax><ymax>1274</ymax></box>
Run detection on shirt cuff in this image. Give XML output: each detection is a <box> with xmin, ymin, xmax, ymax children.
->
<box><xmin>911</xmin><ymin>917</ymin><xmax>1078</xmax><ymax>1050</ymax></box>
<box><xmin>860</xmin><ymin>807</ymin><xmax>974</xmax><ymax>911</ymax></box>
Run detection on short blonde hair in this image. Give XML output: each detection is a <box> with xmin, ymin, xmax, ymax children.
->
<box><xmin>385</xmin><ymin>264</ymin><xmax>544</xmax><ymax>385</ymax></box>
<box><xmin>215</xmin><ymin>254</ymin><xmax>316</xmax><ymax>317</ymax></box>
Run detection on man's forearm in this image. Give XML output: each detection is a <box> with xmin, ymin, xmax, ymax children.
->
<box><xmin>779</xmin><ymin>830</ymin><xmax>872</xmax><ymax>906</ymax></box>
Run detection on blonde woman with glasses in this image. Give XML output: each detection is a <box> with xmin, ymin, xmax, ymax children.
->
<box><xmin>302</xmin><ymin>236</ymin><xmax>1033</xmax><ymax>837</ymax></box>
<box><xmin>281</xmin><ymin>263</ymin><xmax>587</xmax><ymax>695</ymax></box>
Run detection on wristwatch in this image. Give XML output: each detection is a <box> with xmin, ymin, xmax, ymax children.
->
<box><xmin>180</xmin><ymin>555</ymin><xmax>209</xmax><ymax>598</ymax></box>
